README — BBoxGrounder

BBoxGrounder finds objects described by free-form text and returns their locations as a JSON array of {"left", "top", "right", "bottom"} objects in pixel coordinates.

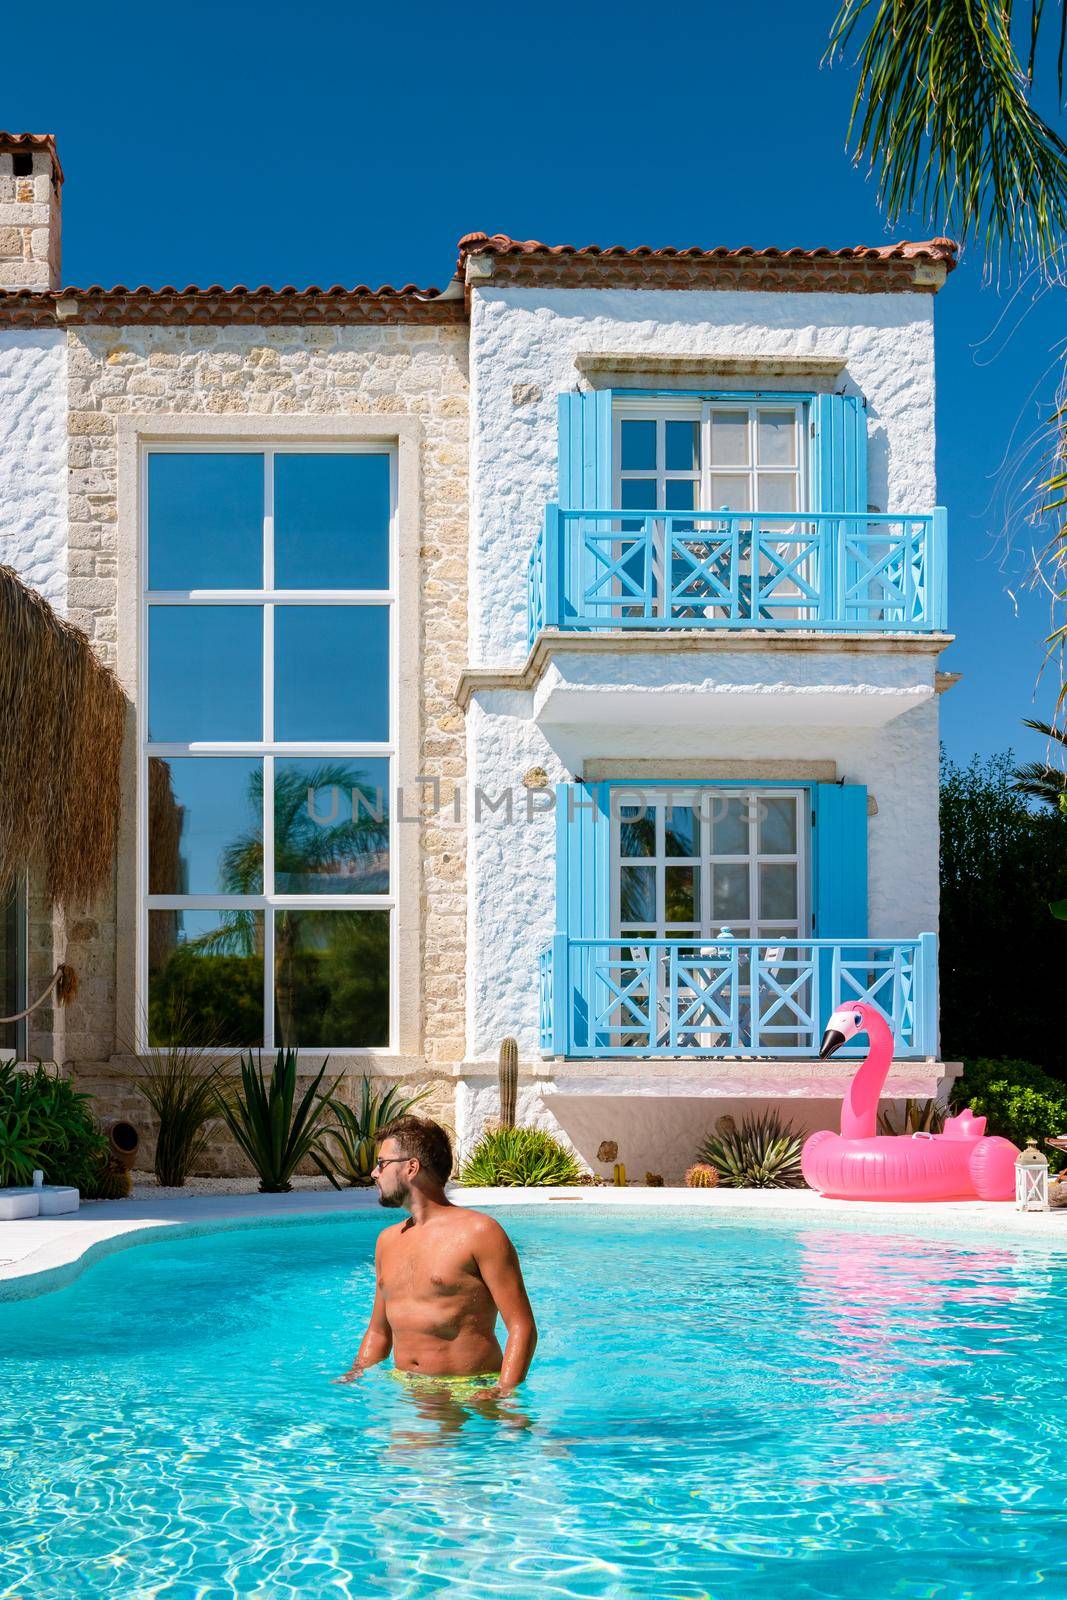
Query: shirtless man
[{"left": 336, "top": 1114, "right": 537, "bottom": 1398}]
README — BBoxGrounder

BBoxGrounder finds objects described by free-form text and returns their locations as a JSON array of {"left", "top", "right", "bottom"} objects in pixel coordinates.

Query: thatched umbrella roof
[{"left": 0, "top": 565, "right": 127, "bottom": 909}]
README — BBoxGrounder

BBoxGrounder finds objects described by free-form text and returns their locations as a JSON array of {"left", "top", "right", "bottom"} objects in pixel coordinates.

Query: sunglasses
[{"left": 372, "top": 1154, "right": 412, "bottom": 1172}]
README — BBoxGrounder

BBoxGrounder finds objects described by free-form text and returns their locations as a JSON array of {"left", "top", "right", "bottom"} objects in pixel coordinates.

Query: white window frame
[
  {"left": 138, "top": 440, "right": 400, "bottom": 1054},
  {"left": 611, "top": 786, "right": 809, "bottom": 941},
  {"left": 612, "top": 397, "right": 808, "bottom": 514}
]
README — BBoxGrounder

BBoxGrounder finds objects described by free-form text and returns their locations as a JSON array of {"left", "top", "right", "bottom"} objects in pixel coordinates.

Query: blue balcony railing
[
  {"left": 538, "top": 934, "right": 938, "bottom": 1060},
  {"left": 527, "top": 506, "right": 947, "bottom": 643}
]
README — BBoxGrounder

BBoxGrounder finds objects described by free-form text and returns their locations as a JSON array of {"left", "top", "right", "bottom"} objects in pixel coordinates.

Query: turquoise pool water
[{"left": 1, "top": 1208, "right": 1066, "bottom": 1599}]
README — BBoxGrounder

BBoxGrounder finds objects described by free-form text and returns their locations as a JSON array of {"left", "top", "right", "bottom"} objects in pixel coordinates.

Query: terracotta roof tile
[
  {"left": 455, "top": 232, "right": 958, "bottom": 293},
  {"left": 0, "top": 132, "right": 64, "bottom": 185},
  {"left": 0, "top": 283, "right": 464, "bottom": 328}
]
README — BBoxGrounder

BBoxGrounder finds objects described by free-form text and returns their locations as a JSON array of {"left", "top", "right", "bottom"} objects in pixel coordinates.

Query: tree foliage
[{"left": 940, "top": 749, "right": 1067, "bottom": 1071}]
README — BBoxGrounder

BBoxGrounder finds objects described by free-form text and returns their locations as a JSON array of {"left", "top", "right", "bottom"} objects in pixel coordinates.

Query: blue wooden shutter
[
  {"left": 810, "top": 393, "right": 868, "bottom": 515},
  {"left": 813, "top": 782, "right": 868, "bottom": 938},
  {"left": 557, "top": 391, "right": 613, "bottom": 509},
  {"left": 558, "top": 392, "right": 613, "bottom": 625},
  {"left": 555, "top": 780, "right": 612, "bottom": 937}
]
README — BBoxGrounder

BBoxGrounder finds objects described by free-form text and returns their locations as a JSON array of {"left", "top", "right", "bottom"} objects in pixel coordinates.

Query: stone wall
[
  {"left": 49, "top": 319, "right": 470, "bottom": 1151},
  {"left": 0, "top": 149, "right": 60, "bottom": 292}
]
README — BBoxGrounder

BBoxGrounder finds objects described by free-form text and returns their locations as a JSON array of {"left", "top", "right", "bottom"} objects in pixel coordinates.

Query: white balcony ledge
[
  {"left": 530, "top": 1057, "right": 960, "bottom": 1101},
  {"left": 455, "top": 627, "right": 954, "bottom": 712}
]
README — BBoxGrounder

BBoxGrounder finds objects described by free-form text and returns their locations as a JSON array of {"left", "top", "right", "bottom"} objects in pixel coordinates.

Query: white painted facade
[
  {"left": 460, "top": 278, "right": 949, "bottom": 1176},
  {"left": 0, "top": 330, "right": 67, "bottom": 611}
]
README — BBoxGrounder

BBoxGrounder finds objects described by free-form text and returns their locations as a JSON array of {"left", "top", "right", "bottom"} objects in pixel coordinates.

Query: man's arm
[
  {"left": 335, "top": 1235, "right": 392, "bottom": 1382},
  {"left": 473, "top": 1220, "right": 537, "bottom": 1396}
]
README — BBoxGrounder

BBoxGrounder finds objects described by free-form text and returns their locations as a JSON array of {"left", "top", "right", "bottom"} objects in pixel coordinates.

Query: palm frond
[{"left": 828, "top": 0, "right": 1067, "bottom": 272}]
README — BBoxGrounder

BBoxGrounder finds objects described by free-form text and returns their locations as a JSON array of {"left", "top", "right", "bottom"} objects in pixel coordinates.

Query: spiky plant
[
  {"left": 128, "top": 1006, "right": 237, "bottom": 1187},
  {"left": 697, "top": 1111, "right": 805, "bottom": 1189},
  {"left": 498, "top": 1036, "right": 518, "bottom": 1128},
  {"left": 321, "top": 1078, "right": 429, "bottom": 1186},
  {"left": 84, "top": 1153, "right": 132, "bottom": 1201},
  {"left": 459, "top": 1126, "right": 582, "bottom": 1187},
  {"left": 215, "top": 1047, "right": 341, "bottom": 1193},
  {"left": 877, "top": 1098, "right": 946, "bottom": 1137},
  {"left": 685, "top": 1162, "right": 719, "bottom": 1189}
]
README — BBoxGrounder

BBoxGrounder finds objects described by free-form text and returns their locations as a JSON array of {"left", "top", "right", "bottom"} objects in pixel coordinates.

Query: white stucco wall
[
  {"left": 466, "top": 691, "right": 940, "bottom": 1061},
  {"left": 0, "top": 330, "right": 68, "bottom": 611},
  {"left": 468, "top": 285, "right": 936, "bottom": 665}
]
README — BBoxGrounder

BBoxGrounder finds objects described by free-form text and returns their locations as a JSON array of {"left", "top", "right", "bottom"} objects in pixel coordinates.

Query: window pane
[
  {"left": 713, "top": 864, "right": 749, "bottom": 920},
  {"left": 148, "top": 606, "right": 262, "bottom": 742},
  {"left": 620, "top": 804, "right": 656, "bottom": 858},
  {"left": 275, "top": 606, "right": 389, "bottom": 742},
  {"left": 665, "top": 866, "right": 698, "bottom": 923},
  {"left": 620, "top": 865, "right": 656, "bottom": 923},
  {"left": 148, "top": 453, "right": 263, "bottom": 590},
  {"left": 664, "top": 805, "right": 699, "bottom": 857},
  {"left": 274, "top": 909, "right": 389, "bottom": 1048},
  {"left": 710, "top": 796, "right": 749, "bottom": 856},
  {"left": 757, "top": 412, "right": 796, "bottom": 467},
  {"left": 275, "top": 757, "right": 390, "bottom": 894},
  {"left": 665, "top": 420, "right": 700, "bottom": 472},
  {"left": 620, "top": 419, "right": 657, "bottom": 471},
  {"left": 664, "top": 478, "right": 697, "bottom": 511},
  {"left": 148, "top": 758, "right": 262, "bottom": 894},
  {"left": 760, "top": 863, "right": 798, "bottom": 920},
  {"left": 708, "top": 475, "right": 750, "bottom": 512},
  {"left": 756, "top": 474, "right": 796, "bottom": 514},
  {"left": 274, "top": 453, "right": 390, "bottom": 591},
  {"left": 620, "top": 477, "right": 657, "bottom": 510},
  {"left": 709, "top": 412, "right": 749, "bottom": 466},
  {"left": 759, "top": 796, "right": 798, "bottom": 856},
  {"left": 148, "top": 909, "right": 264, "bottom": 1046}
]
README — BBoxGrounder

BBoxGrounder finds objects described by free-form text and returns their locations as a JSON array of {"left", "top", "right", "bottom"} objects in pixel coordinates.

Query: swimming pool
[{"left": 1, "top": 1207, "right": 1065, "bottom": 1599}]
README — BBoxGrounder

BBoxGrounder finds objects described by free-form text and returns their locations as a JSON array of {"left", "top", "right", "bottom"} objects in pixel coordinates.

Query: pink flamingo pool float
[{"left": 802, "top": 1002, "right": 1019, "bottom": 1201}]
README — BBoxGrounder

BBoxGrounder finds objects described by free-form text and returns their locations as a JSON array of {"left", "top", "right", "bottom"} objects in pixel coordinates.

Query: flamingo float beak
[{"left": 819, "top": 1028, "right": 847, "bottom": 1060}]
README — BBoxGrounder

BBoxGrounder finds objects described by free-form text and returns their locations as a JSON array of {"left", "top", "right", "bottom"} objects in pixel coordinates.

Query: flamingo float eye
[{"left": 853, "top": 1014, "right": 861, "bottom": 1026}]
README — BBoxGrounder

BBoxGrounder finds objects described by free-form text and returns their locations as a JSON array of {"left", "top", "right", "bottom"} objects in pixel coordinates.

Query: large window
[
  {"left": 0, "top": 880, "right": 27, "bottom": 1058},
  {"left": 142, "top": 447, "right": 395, "bottom": 1050}
]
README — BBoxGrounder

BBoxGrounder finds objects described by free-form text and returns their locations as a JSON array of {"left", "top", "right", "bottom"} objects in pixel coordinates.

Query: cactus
[
  {"left": 498, "top": 1036, "right": 518, "bottom": 1128},
  {"left": 685, "top": 1162, "right": 719, "bottom": 1189},
  {"left": 86, "top": 1154, "right": 132, "bottom": 1201}
]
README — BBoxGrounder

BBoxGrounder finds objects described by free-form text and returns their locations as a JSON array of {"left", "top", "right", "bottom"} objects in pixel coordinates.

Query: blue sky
[{"left": 7, "top": 0, "right": 1064, "bottom": 768}]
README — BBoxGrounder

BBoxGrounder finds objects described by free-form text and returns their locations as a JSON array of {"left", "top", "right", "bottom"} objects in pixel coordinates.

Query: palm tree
[
  {"left": 829, "top": 1, "right": 1067, "bottom": 686},
  {"left": 1011, "top": 717, "right": 1067, "bottom": 804}
]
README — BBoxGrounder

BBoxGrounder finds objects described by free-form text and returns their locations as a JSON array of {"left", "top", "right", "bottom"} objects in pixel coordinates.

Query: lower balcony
[{"left": 538, "top": 934, "right": 938, "bottom": 1061}]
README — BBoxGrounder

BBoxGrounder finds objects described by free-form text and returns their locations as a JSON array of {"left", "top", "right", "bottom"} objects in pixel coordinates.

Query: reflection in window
[
  {"left": 148, "top": 758, "right": 263, "bottom": 895},
  {"left": 148, "top": 909, "right": 265, "bottom": 1047},
  {"left": 275, "top": 758, "right": 390, "bottom": 894},
  {"left": 148, "top": 606, "right": 262, "bottom": 742},
  {"left": 274, "top": 910, "right": 389, "bottom": 1048},
  {"left": 275, "top": 453, "right": 390, "bottom": 591},
  {"left": 148, "top": 453, "right": 264, "bottom": 591},
  {"left": 274, "top": 606, "right": 389, "bottom": 743}
]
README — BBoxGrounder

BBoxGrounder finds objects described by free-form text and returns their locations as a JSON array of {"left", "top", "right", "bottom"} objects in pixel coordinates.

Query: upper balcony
[{"left": 528, "top": 505, "right": 947, "bottom": 646}]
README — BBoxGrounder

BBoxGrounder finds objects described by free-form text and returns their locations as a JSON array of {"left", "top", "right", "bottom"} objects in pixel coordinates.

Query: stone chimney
[{"left": 0, "top": 133, "right": 62, "bottom": 291}]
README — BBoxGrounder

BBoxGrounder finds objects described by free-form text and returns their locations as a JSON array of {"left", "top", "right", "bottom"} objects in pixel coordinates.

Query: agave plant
[
  {"left": 877, "top": 1098, "right": 946, "bottom": 1137},
  {"left": 215, "top": 1047, "right": 341, "bottom": 1193},
  {"left": 321, "top": 1078, "right": 429, "bottom": 1186},
  {"left": 697, "top": 1111, "right": 805, "bottom": 1189},
  {"left": 459, "top": 1125, "right": 582, "bottom": 1188}
]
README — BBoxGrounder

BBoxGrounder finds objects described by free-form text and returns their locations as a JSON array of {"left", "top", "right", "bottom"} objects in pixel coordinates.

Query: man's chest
[{"left": 381, "top": 1236, "right": 481, "bottom": 1301}]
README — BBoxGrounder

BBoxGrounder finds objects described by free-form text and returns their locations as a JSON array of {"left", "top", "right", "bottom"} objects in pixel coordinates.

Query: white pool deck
[{"left": 2, "top": 1185, "right": 1066, "bottom": 1300}]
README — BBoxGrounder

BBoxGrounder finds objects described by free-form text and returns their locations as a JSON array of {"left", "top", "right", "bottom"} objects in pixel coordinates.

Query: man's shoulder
[
  {"left": 375, "top": 1220, "right": 408, "bottom": 1250},
  {"left": 447, "top": 1206, "right": 512, "bottom": 1248}
]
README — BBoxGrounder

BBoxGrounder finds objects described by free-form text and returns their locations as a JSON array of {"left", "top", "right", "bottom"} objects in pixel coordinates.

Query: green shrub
[
  {"left": 0, "top": 1061, "right": 107, "bottom": 1190},
  {"left": 697, "top": 1111, "right": 805, "bottom": 1189},
  {"left": 877, "top": 1098, "right": 946, "bottom": 1136},
  {"left": 951, "top": 1058, "right": 1067, "bottom": 1170},
  {"left": 459, "top": 1126, "right": 582, "bottom": 1187},
  {"left": 214, "top": 1047, "right": 341, "bottom": 1193},
  {"left": 322, "top": 1078, "right": 429, "bottom": 1186}
]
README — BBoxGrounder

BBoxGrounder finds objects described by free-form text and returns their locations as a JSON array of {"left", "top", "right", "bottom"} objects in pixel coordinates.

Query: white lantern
[{"left": 1015, "top": 1140, "right": 1050, "bottom": 1212}]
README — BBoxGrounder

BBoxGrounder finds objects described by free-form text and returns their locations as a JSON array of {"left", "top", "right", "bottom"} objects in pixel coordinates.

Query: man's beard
[{"left": 377, "top": 1183, "right": 408, "bottom": 1209}]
